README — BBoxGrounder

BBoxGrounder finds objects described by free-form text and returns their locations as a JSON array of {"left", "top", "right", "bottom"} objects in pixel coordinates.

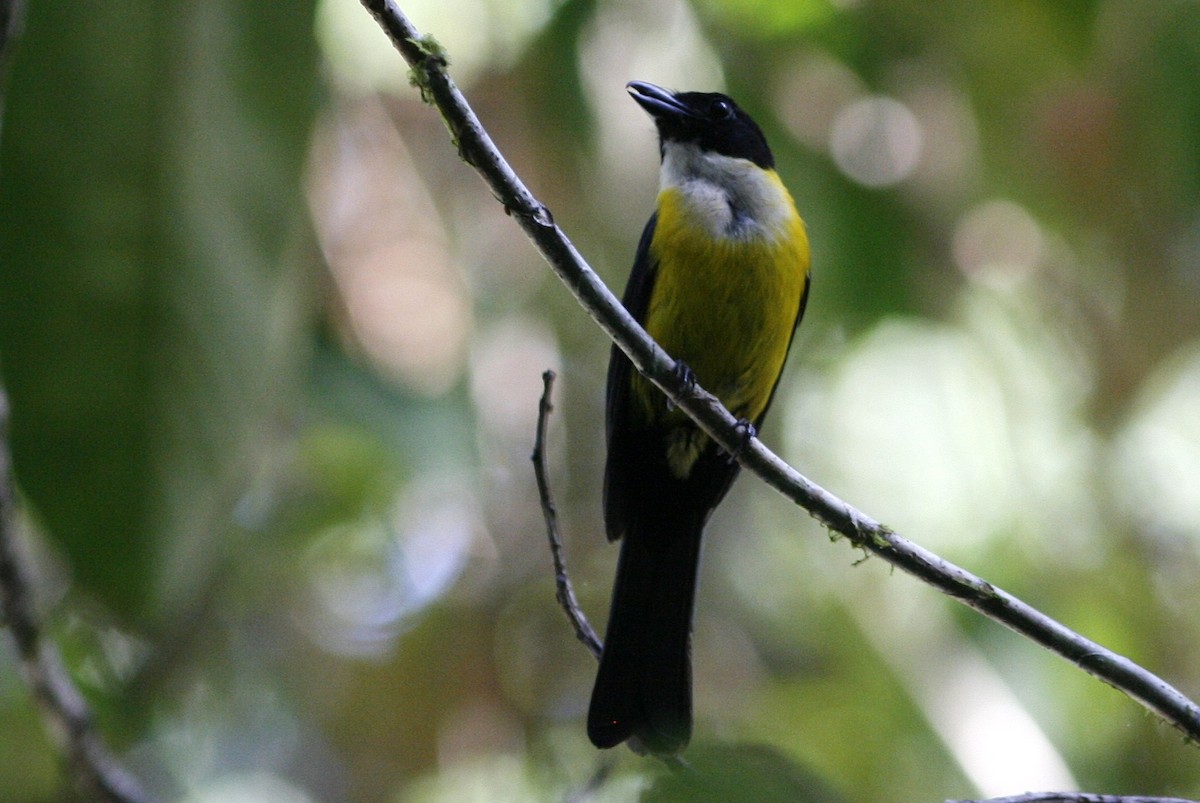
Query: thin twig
[
  {"left": 0, "top": 0, "right": 21, "bottom": 70},
  {"left": 0, "top": 394, "right": 155, "bottom": 802},
  {"left": 947, "top": 794, "right": 1199, "bottom": 803},
  {"left": 531, "top": 372, "right": 693, "bottom": 771},
  {"left": 0, "top": 9, "right": 152, "bottom": 798},
  {"left": 0, "top": 0, "right": 26, "bottom": 136},
  {"left": 357, "top": 0, "right": 1200, "bottom": 746},
  {"left": 531, "top": 370, "right": 602, "bottom": 659}
]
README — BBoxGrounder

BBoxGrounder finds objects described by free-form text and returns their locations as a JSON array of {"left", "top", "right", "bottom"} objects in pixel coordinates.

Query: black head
[{"left": 627, "top": 81, "right": 774, "bottom": 170}]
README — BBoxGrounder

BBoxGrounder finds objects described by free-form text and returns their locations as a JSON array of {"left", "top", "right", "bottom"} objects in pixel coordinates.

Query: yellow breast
[{"left": 632, "top": 168, "right": 809, "bottom": 474}]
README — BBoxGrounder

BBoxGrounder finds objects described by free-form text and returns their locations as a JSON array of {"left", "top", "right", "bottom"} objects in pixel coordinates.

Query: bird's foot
[
  {"left": 665, "top": 360, "right": 696, "bottom": 412},
  {"left": 725, "top": 419, "right": 757, "bottom": 463}
]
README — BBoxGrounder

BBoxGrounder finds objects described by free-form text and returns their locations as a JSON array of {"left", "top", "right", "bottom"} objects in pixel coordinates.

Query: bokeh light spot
[
  {"left": 830, "top": 96, "right": 923, "bottom": 187},
  {"left": 300, "top": 476, "right": 476, "bottom": 658},
  {"left": 953, "top": 199, "right": 1044, "bottom": 287},
  {"left": 1113, "top": 345, "right": 1200, "bottom": 543}
]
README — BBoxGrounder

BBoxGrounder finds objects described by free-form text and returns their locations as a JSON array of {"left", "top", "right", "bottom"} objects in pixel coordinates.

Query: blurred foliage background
[{"left": 1, "top": 0, "right": 1199, "bottom": 800}]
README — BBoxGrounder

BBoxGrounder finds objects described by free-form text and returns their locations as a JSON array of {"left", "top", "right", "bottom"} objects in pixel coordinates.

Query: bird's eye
[{"left": 711, "top": 99, "right": 734, "bottom": 119}]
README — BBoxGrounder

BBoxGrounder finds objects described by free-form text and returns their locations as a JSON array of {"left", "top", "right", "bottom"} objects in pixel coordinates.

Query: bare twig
[
  {"left": 0, "top": 0, "right": 25, "bottom": 136},
  {"left": 947, "top": 794, "right": 1199, "bottom": 803},
  {"left": 0, "top": 394, "right": 155, "bottom": 802},
  {"left": 532, "top": 372, "right": 692, "bottom": 770},
  {"left": 357, "top": 0, "right": 1200, "bottom": 746},
  {"left": 531, "top": 370, "right": 602, "bottom": 659},
  {"left": 0, "top": 0, "right": 21, "bottom": 69},
  {"left": 0, "top": 9, "right": 152, "bottom": 798}
]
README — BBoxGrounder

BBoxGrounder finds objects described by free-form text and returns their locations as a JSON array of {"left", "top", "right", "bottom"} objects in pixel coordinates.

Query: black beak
[{"left": 627, "top": 81, "right": 694, "bottom": 121}]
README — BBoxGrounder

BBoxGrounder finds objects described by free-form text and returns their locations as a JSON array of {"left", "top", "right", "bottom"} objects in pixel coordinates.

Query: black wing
[{"left": 602, "top": 212, "right": 659, "bottom": 542}]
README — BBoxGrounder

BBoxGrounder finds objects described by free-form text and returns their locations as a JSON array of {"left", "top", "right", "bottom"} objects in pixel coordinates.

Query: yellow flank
[{"left": 632, "top": 170, "right": 810, "bottom": 477}]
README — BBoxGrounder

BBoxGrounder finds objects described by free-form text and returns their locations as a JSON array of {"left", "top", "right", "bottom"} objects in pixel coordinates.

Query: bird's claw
[
  {"left": 725, "top": 419, "right": 757, "bottom": 463},
  {"left": 665, "top": 360, "right": 696, "bottom": 412}
]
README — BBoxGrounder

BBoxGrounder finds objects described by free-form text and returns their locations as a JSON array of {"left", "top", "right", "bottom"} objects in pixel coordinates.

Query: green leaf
[
  {"left": 645, "top": 742, "right": 842, "bottom": 803},
  {"left": 0, "top": 0, "right": 319, "bottom": 620}
]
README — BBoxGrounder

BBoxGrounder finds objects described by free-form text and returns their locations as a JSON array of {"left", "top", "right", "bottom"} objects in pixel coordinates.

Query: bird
[{"left": 587, "top": 81, "right": 811, "bottom": 755}]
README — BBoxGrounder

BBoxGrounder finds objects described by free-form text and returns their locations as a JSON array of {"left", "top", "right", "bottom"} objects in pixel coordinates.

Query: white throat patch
[{"left": 659, "top": 142, "right": 792, "bottom": 241}]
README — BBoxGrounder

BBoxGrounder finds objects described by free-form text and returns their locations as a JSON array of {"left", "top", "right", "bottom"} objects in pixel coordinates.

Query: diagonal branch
[
  {"left": 0, "top": 390, "right": 155, "bottom": 802},
  {"left": 0, "top": 5, "right": 153, "bottom": 799},
  {"left": 0, "top": 0, "right": 25, "bottom": 136},
  {"left": 357, "top": 0, "right": 1200, "bottom": 746},
  {"left": 948, "top": 794, "right": 1200, "bottom": 803}
]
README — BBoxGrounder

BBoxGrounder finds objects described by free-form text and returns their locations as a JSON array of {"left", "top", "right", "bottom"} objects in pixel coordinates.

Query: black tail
[{"left": 587, "top": 513, "right": 703, "bottom": 754}]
